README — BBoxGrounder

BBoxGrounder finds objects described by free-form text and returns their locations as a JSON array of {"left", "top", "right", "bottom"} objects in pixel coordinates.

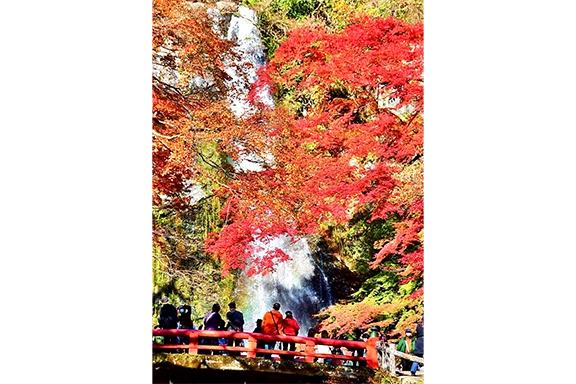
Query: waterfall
[
  {"left": 235, "top": 235, "right": 334, "bottom": 334},
  {"left": 225, "top": 6, "right": 274, "bottom": 118},
  {"left": 153, "top": 3, "right": 337, "bottom": 333},
  {"left": 210, "top": 5, "right": 334, "bottom": 333}
]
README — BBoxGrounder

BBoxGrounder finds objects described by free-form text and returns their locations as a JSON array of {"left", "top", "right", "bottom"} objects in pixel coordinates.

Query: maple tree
[
  {"left": 204, "top": 15, "right": 424, "bottom": 336},
  {"left": 152, "top": 0, "right": 424, "bottom": 337},
  {"left": 152, "top": 0, "right": 269, "bottom": 311},
  {"left": 151, "top": 0, "right": 317, "bottom": 315},
  {"left": 153, "top": 0, "right": 271, "bottom": 210}
]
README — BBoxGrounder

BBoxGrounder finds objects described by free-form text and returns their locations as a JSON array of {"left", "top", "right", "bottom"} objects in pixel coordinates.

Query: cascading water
[
  {"left": 220, "top": 6, "right": 334, "bottom": 332},
  {"left": 224, "top": 6, "right": 274, "bottom": 118},
  {"left": 235, "top": 235, "right": 334, "bottom": 334},
  {"left": 154, "top": 4, "right": 338, "bottom": 329}
]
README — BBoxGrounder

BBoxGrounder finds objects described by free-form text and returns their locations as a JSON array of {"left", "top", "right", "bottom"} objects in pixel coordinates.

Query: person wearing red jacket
[
  {"left": 280, "top": 311, "right": 300, "bottom": 360},
  {"left": 261, "top": 302, "right": 284, "bottom": 359}
]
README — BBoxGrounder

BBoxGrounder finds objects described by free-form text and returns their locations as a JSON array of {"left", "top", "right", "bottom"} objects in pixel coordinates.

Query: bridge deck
[
  {"left": 152, "top": 329, "right": 424, "bottom": 383},
  {"left": 153, "top": 353, "right": 379, "bottom": 384}
]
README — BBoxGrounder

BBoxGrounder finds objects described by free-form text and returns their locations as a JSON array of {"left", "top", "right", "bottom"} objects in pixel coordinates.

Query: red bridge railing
[{"left": 152, "top": 329, "right": 379, "bottom": 368}]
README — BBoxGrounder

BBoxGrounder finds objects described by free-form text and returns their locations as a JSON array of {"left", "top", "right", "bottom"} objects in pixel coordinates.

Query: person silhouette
[
  {"left": 261, "top": 302, "right": 283, "bottom": 359},
  {"left": 201, "top": 303, "right": 225, "bottom": 355},
  {"left": 225, "top": 301, "right": 245, "bottom": 356},
  {"left": 410, "top": 322, "right": 424, "bottom": 376},
  {"left": 158, "top": 296, "right": 178, "bottom": 329},
  {"left": 397, "top": 328, "right": 416, "bottom": 372},
  {"left": 253, "top": 319, "right": 263, "bottom": 333},
  {"left": 350, "top": 327, "right": 366, "bottom": 366},
  {"left": 253, "top": 319, "right": 265, "bottom": 357},
  {"left": 280, "top": 311, "right": 300, "bottom": 360},
  {"left": 157, "top": 296, "right": 178, "bottom": 348},
  {"left": 315, "top": 330, "right": 333, "bottom": 364},
  {"left": 177, "top": 304, "right": 194, "bottom": 330},
  {"left": 176, "top": 303, "right": 194, "bottom": 347}
]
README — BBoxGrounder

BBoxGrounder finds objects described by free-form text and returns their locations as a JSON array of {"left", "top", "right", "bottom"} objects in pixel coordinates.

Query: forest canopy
[{"left": 153, "top": 0, "right": 423, "bottom": 338}]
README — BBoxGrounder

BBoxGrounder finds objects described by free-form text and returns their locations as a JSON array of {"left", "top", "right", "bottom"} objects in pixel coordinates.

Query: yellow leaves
[
  {"left": 373, "top": 238, "right": 386, "bottom": 249},
  {"left": 388, "top": 157, "right": 423, "bottom": 207}
]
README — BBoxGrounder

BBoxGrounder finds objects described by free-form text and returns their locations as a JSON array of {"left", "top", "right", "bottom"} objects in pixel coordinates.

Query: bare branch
[{"left": 153, "top": 128, "right": 182, "bottom": 140}]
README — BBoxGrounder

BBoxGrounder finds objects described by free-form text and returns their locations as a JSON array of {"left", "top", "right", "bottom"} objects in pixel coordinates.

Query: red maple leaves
[
  {"left": 206, "top": 16, "right": 424, "bottom": 298},
  {"left": 152, "top": 1, "right": 424, "bottom": 320}
]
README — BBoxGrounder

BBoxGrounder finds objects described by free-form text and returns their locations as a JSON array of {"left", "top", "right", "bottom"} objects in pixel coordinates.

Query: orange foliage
[
  {"left": 152, "top": 2, "right": 424, "bottom": 335},
  {"left": 316, "top": 296, "right": 423, "bottom": 339},
  {"left": 207, "top": 16, "right": 424, "bottom": 294},
  {"left": 152, "top": 0, "right": 269, "bottom": 215},
  {"left": 216, "top": 16, "right": 424, "bottom": 336}
]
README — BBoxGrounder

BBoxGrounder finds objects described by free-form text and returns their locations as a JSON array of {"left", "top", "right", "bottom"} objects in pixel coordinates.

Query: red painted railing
[{"left": 152, "top": 329, "right": 379, "bottom": 369}]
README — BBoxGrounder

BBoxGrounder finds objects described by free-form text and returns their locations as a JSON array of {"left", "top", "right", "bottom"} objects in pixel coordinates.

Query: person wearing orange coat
[
  {"left": 261, "top": 302, "right": 284, "bottom": 359},
  {"left": 280, "top": 311, "right": 300, "bottom": 360}
]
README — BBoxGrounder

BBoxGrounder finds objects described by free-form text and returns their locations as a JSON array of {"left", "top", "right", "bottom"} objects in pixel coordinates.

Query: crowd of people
[
  {"left": 154, "top": 296, "right": 423, "bottom": 373},
  {"left": 396, "top": 323, "right": 424, "bottom": 376}
]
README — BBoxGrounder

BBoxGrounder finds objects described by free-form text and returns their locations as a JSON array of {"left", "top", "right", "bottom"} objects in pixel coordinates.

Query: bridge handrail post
[
  {"left": 365, "top": 337, "right": 379, "bottom": 369},
  {"left": 304, "top": 338, "right": 316, "bottom": 363},
  {"left": 188, "top": 331, "right": 198, "bottom": 355},
  {"left": 247, "top": 334, "right": 257, "bottom": 358},
  {"left": 388, "top": 343, "right": 396, "bottom": 376}
]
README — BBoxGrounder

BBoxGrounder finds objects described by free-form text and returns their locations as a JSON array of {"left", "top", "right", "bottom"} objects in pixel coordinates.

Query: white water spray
[
  {"left": 212, "top": 6, "right": 335, "bottom": 332},
  {"left": 237, "top": 235, "right": 334, "bottom": 333},
  {"left": 225, "top": 6, "right": 274, "bottom": 118}
]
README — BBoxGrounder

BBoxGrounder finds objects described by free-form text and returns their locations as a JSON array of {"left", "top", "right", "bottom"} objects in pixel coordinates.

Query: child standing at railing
[{"left": 253, "top": 319, "right": 266, "bottom": 357}]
